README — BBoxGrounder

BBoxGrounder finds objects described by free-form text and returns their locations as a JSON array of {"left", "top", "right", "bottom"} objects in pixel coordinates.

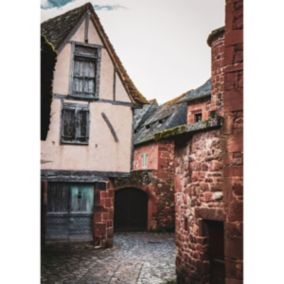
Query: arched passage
[{"left": 114, "top": 188, "right": 148, "bottom": 231}]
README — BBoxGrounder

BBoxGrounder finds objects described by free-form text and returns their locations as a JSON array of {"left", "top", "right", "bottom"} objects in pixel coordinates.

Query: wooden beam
[
  {"left": 101, "top": 112, "right": 119, "bottom": 142},
  {"left": 84, "top": 12, "right": 90, "bottom": 43}
]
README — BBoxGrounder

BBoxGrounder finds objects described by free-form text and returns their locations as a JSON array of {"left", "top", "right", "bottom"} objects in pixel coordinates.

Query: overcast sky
[{"left": 41, "top": 0, "right": 225, "bottom": 104}]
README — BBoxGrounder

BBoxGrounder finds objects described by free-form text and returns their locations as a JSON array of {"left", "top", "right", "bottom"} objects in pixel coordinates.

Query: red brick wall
[
  {"left": 187, "top": 99, "right": 211, "bottom": 124},
  {"left": 175, "top": 129, "right": 224, "bottom": 283},
  {"left": 133, "top": 143, "right": 159, "bottom": 170},
  {"left": 223, "top": 0, "right": 243, "bottom": 282}
]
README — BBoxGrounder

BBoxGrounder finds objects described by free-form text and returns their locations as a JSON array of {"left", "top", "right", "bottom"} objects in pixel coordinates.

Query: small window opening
[
  {"left": 194, "top": 113, "right": 202, "bottom": 122},
  {"left": 141, "top": 153, "right": 148, "bottom": 169},
  {"left": 210, "top": 111, "right": 217, "bottom": 118}
]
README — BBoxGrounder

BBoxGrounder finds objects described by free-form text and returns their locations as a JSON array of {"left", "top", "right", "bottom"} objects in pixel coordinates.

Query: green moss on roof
[{"left": 154, "top": 125, "right": 188, "bottom": 141}]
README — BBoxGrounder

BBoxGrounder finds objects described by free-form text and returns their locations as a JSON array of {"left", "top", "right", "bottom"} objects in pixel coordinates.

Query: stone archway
[{"left": 114, "top": 186, "right": 157, "bottom": 231}]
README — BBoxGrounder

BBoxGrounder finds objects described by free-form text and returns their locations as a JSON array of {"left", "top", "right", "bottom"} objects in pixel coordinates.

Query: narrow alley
[{"left": 41, "top": 232, "right": 176, "bottom": 284}]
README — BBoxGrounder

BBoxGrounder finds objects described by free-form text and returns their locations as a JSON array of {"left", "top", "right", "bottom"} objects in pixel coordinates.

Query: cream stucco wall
[
  {"left": 41, "top": 101, "right": 132, "bottom": 172},
  {"left": 115, "top": 72, "right": 131, "bottom": 103},
  {"left": 42, "top": 15, "right": 133, "bottom": 173}
]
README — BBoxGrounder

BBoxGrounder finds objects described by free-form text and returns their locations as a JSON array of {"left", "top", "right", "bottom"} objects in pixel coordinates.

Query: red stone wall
[
  {"left": 115, "top": 140, "right": 176, "bottom": 231},
  {"left": 210, "top": 29, "right": 225, "bottom": 116},
  {"left": 133, "top": 143, "right": 159, "bottom": 170},
  {"left": 175, "top": 129, "right": 224, "bottom": 283},
  {"left": 187, "top": 99, "right": 211, "bottom": 124},
  {"left": 93, "top": 181, "right": 114, "bottom": 248},
  {"left": 223, "top": 0, "right": 243, "bottom": 282}
]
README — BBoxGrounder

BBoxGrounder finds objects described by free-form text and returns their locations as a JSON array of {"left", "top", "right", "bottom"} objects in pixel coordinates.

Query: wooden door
[
  {"left": 114, "top": 188, "right": 148, "bottom": 231},
  {"left": 46, "top": 183, "right": 94, "bottom": 241},
  {"left": 206, "top": 220, "right": 225, "bottom": 284}
]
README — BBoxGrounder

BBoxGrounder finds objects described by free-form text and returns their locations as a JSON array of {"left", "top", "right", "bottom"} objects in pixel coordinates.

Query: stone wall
[
  {"left": 115, "top": 140, "right": 176, "bottom": 231},
  {"left": 133, "top": 143, "right": 159, "bottom": 170},
  {"left": 175, "top": 129, "right": 224, "bottom": 283},
  {"left": 174, "top": 0, "right": 243, "bottom": 283},
  {"left": 223, "top": 0, "right": 243, "bottom": 282},
  {"left": 209, "top": 28, "right": 225, "bottom": 116},
  {"left": 93, "top": 181, "right": 114, "bottom": 247}
]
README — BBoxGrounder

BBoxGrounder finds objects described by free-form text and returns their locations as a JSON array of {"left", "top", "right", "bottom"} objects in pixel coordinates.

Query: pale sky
[{"left": 41, "top": 0, "right": 225, "bottom": 104}]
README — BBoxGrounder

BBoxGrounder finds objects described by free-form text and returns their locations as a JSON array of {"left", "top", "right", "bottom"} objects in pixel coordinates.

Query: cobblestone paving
[{"left": 41, "top": 232, "right": 176, "bottom": 284}]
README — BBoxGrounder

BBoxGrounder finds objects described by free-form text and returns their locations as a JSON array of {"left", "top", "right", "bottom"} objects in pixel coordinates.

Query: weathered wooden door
[
  {"left": 114, "top": 188, "right": 148, "bottom": 231},
  {"left": 46, "top": 183, "right": 94, "bottom": 241},
  {"left": 206, "top": 221, "right": 225, "bottom": 284}
]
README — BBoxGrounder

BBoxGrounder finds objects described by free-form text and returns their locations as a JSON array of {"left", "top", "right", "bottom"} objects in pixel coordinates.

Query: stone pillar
[
  {"left": 223, "top": 0, "right": 243, "bottom": 283},
  {"left": 93, "top": 180, "right": 114, "bottom": 248}
]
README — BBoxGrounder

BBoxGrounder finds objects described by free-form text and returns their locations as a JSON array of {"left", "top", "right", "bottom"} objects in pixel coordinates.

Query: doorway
[
  {"left": 205, "top": 220, "right": 225, "bottom": 284},
  {"left": 46, "top": 183, "right": 94, "bottom": 241},
  {"left": 114, "top": 188, "right": 148, "bottom": 231}
]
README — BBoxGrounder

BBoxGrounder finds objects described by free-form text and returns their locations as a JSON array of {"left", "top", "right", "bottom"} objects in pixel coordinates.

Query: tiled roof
[
  {"left": 41, "top": 3, "right": 148, "bottom": 105},
  {"left": 178, "top": 79, "right": 211, "bottom": 103},
  {"left": 134, "top": 96, "right": 188, "bottom": 146}
]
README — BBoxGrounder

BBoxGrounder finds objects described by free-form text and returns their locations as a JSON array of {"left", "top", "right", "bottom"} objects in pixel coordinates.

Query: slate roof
[
  {"left": 41, "top": 3, "right": 148, "bottom": 106},
  {"left": 178, "top": 79, "right": 211, "bottom": 103},
  {"left": 134, "top": 96, "right": 188, "bottom": 146}
]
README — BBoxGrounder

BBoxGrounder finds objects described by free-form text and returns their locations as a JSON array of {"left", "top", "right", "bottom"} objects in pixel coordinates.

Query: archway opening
[{"left": 114, "top": 188, "right": 148, "bottom": 231}]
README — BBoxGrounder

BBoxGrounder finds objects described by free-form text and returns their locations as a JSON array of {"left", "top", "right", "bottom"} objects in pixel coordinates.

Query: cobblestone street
[{"left": 41, "top": 232, "right": 176, "bottom": 284}]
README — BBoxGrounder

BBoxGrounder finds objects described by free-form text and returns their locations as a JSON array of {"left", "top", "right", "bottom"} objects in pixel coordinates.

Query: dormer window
[
  {"left": 70, "top": 44, "right": 101, "bottom": 99},
  {"left": 194, "top": 113, "right": 202, "bottom": 122}
]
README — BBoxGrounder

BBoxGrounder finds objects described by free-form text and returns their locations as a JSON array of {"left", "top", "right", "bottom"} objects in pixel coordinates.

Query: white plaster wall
[
  {"left": 42, "top": 16, "right": 134, "bottom": 173},
  {"left": 70, "top": 19, "right": 85, "bottom": 43},
  {"left": 115, "top": 73, "right": 131, "bottom": 103},
  {"left": 52, "top": 44, "right": 71, "bottom": 95},
  {"left": 99, "top": 48, "right": 114, "bottom": 100},
  {"left": 41, "top": 100, "right": 132, "bottom": 172},
  {"left": 87, "top": 18, "right": 103, "bottom": 45}
]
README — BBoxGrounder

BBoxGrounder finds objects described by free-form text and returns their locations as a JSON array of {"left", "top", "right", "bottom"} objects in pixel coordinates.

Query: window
[
  {"left": 141, "top": 153, "right": 148, "bottom": 169},
  {"left": 47, "top": 183, "right": 94, "bottom": 213},
  {"left": 71, "top": 44, "right": 100, "bottom": 99},
  {"left": 61, "top": 104, "right": 89, "bottom": 144},
  {"left": 194, "top": 112, "right": 202, "bottom": 122}
]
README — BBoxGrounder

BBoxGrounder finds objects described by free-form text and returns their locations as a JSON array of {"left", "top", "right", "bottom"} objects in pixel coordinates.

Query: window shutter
[
  {"left": 62, "top": 108, "right": 75, "bottom": 141},
  {"left": 77, "top": 109, "right": 89, "bottom": 142}
]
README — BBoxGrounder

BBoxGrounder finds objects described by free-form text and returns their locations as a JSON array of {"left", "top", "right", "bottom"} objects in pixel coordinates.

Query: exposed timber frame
[{"left": 101, "top": 112, "right": 119, "bottom": 142}]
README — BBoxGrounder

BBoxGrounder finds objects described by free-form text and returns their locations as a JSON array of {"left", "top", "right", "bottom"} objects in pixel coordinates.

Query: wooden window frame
[
  {"left": 60, "top": 103, "right": 90, "bottom": 145},
  {"left": 68, "top": 42, "right": 101, "bottom": 100},
  {"left": 141, "top": 153, "right": 148, "bottom": 169}
]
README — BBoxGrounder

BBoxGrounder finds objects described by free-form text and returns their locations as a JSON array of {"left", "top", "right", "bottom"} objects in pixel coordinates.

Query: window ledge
[
  {"left": 66, "top": 95, "right": 99, "bottom": 101},
  {"left": 61, "top": 141, "right": 89, "bottom": 146}
]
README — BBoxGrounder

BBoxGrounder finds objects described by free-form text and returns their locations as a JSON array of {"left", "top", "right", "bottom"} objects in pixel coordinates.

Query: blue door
[{"left": 46, "top": 183, "right": 94, "bottom": 241}]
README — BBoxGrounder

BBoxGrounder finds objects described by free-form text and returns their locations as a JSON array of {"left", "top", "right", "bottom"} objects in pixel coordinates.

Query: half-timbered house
[{"left": 41, "top": 3, "right": 147, "bottom": 246}]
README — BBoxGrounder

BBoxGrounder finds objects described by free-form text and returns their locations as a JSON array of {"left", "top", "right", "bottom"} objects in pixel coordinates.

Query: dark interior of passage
[
  {"left": 114, "top": 188, "right": 148, "bottom": 231},
  {"left": 206, "top": 220, "right": 225, "bottom": 284}
]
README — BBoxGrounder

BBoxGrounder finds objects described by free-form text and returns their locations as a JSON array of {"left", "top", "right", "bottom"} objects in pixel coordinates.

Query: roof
[
  {"left": 41, "top": 3, "right": 148, "bottom": 106},
  {"left": 134, "top": 96, "right": 188, "bottom": 146},
  {"left": 178, "top": 79, "right": 211, "bottom": 104}
]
